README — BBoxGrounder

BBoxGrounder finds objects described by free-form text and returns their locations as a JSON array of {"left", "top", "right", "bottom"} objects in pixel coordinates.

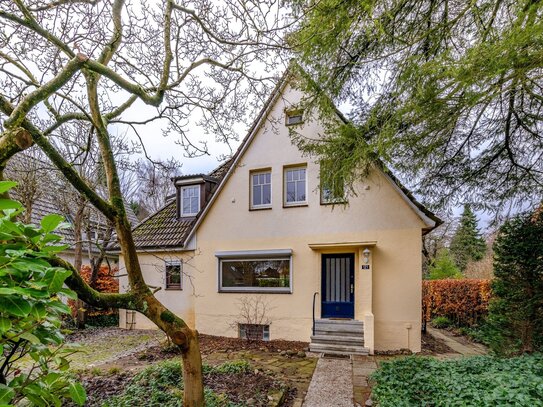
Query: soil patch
[{"left": 420, "top": 331, "right": 457, "bottom": 355}]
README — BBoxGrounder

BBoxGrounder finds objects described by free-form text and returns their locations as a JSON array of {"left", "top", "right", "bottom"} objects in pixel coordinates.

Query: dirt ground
[{"left": 70, "top": 328, "right": 316, "bottom": 406}]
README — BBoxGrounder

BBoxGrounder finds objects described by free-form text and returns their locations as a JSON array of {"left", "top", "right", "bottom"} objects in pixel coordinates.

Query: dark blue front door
[{"left": 321, "top": 253, "right": 355, "bottom": 318}]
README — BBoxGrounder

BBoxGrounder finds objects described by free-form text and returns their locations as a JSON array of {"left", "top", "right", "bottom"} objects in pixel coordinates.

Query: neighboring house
[
  {"left": 116, "top": 70, "right": 441, "bottom": 354},
  {"left": 6, "top": 153, "right": 138, "bottom": 268}
]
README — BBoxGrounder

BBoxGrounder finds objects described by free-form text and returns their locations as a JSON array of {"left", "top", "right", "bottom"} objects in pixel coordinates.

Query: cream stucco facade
[{"left": 119, "top": 81, "right": 437, "bottom": 353}]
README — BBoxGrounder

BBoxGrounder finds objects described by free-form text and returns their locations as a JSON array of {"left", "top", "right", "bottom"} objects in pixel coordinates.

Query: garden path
[
  {"left": 427, "top": 328, "right": 487, "bottom": 358},
  {"left": 303, "top": 357, "right": 355, "bottom": 407}
]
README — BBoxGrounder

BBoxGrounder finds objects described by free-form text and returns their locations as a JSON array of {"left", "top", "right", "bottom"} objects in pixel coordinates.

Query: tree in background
[
  {"left": 487, "top": 208, "right": 543, "bottom": 354},
  {"left": 288, "top": 0, "right": 543, "bottom": 213},
  {"left": 450, "top": 205, "right": 486, "bottom": 272},
  {"left": 427, "top": 249, "right": 462, "bottom": 280}
]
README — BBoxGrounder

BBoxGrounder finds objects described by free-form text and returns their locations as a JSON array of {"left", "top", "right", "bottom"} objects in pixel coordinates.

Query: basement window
[{"left": 239, "top": 324, "right": 270, "bottom": 341}]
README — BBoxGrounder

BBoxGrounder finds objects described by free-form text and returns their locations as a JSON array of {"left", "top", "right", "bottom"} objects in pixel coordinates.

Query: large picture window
[
  {"left": 180, "top": 185, "right": 200, "bottom": 217},
  {"left": 251, "top": 170, "right": 271, "bottom": 209},
  {"left": 284, "top": 166, "right": 307, "bottom": 206},
  {"left": 219, "top": 256, "right": 291, "bottom": 293}
]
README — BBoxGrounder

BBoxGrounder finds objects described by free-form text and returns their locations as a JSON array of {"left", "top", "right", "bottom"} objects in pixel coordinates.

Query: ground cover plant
[
  {"left": 102, "top": 359, "right": 286, "bottom": 407},
  {"left": 371, "top": 354, "right": 543, "bottom": 406}
]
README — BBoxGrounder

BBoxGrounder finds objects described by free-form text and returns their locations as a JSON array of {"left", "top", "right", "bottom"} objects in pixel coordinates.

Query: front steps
[{"left": 310, "top": 319, "right": 369, "bottom": 356}]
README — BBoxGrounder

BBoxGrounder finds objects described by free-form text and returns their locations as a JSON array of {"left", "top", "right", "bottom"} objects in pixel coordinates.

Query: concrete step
[
  {"left": 309, "top": 343, "right": 369, "bottom": 356},
  {"left": 314, "top": 324, "right": 364, "bottom": 335},
  {"left": 310, "top": 334, "right": 364, "bottom": 347}
]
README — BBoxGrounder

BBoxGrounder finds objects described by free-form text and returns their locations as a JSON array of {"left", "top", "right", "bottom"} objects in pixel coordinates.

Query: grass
[{"left": 371, "top": 353, "right": 543, "bottom": 406}]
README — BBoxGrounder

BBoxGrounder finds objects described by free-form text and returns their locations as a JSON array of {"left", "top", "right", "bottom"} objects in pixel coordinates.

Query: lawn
[{"left": 371, "top": 353, "right": 543, "bottom": 406}]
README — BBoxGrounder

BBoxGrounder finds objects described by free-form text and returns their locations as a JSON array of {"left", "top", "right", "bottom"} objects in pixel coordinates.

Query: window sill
[
  {"left": 320, "top": 200, "right": 348, "bottom": 206},
  {"left": 219, "top": 289, "right": 292, "bottom": 294},
  {"left": 249, "top": 206, "right": 272, "bottom": 211},
  {"left": 165, "top": 287, "right": 182, "bottom": 291},
  {"left": 283, "top": 203, "right": 308, "bottom": 208}
]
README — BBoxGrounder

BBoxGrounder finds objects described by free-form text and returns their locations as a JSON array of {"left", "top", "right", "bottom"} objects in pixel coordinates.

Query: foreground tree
[
  {"left": 0, "top": 1, "right": 289, "bottom": 404},
  {"left": 450, "top": 205, "right": 486, "bottom": 272},
  {"left": 288, "top": 0, "right": 543, "bottom": 211},
  {"left": 488, "top": 207, "right": 543, "bottom": 354}
]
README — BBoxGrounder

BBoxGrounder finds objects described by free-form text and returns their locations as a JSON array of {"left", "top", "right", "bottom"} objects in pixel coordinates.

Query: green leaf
[
  {"left": 0, "top": 317, "right": 12, "bottom": 333},
  {"left": 20, "top": 331, "right": 40, "bottom": 344},
  {"left": 45, "top": 268, "right": 72, "bottom": 292},
  {"left": 0, "top": 296, "right": 32, "bottom": 317},
  {"left": 0, "top": 384, "right": 15, "bottom": 405},
  {"left": 0, "top": 181, "right": 17, "bottom": 194},
  {"left": 68, "top": 382, "right": 86, "bottom": 406},
  {"left": 0, "top": 199, "right": 22, "bottom": 210},
  {"left": 40, "top": 214, "right": 64, "bottom": 233}
]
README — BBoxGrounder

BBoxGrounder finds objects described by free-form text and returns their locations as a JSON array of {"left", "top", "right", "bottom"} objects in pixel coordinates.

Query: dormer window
[
  {"left": 180, "top": 185, "right": 200, "bottom": 217},
  {"left": 285, "top": 109, "right": 304, "bottom": 126}
]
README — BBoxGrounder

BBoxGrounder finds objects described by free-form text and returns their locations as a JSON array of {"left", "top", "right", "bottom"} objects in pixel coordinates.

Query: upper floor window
[
  {"left": 320, "top": 176, "right": 346, "bottom": 205},
  {"left": 165, "top": 260, "right": 182, "bottom": 290},
  {"left": 180, "top": 185, "right": 200, "bottom": 217},
  {"left": 251, "top": 170, "right": 272, "bottom": 209},
  {"left": 285, "top": 110, "right": 304, "bottom": 126},
  {"left": 284, "top": 166, "right": 307, "bottom": 206}
]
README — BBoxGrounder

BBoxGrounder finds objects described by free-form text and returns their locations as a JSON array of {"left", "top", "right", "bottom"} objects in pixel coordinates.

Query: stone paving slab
[
  {"left": 303, "top": 357, "right": 354, "bottom": 407},
  {"left": 352, "top": 356, "right": 377, "bottom": 407}
]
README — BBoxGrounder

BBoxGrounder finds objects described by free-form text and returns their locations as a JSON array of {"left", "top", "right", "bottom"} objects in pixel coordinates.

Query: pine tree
[
  {"left": 450, "top": 205, "right": 486, "bottom": 272},
  {"left": 487, "top": 208, "right": 543, "bottom": 354}
]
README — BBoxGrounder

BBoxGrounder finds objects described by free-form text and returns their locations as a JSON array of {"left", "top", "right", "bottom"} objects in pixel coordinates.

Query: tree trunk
[{"left": 180, "top": 330, "right": 205, "bottom": 407}]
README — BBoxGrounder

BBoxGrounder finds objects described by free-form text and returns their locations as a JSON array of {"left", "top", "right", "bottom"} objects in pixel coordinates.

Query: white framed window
[
  {"left": 284, "top": 166, "right": 307, "bottom": 206},
  {"left": 251, "top": 170, "right": 272, "bottom": 209},
  {"left": 180, "top": 185, "right": 200, "bottom": 217},
  {"left": 285, "top": 110, "right": 304, "bottom": 126},
  {"left": 165, "top": 260, "right": 182, "bottom": 290},
  {"left": 217, "top": 250, "right": 292, "bottom": 293}
]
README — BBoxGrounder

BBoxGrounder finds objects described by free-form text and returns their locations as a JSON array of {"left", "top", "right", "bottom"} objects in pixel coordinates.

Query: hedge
[
  {"left": 69, "top": 265, "right": 119, "bottom": 318},
  {"left": 422, "top": 279, "right": 491, "bottom": 327}
]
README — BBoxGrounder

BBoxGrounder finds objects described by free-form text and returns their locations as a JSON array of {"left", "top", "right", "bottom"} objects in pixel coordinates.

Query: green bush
[
  {"left": 0, "top": 182, "right": 85, "bottom": 406},
  {"left": 431, "top": 316, "right": 452, "bottom": 329},
  {"left": 104, "top": 360, "right": 246, "bottom": 406},
  {"left": 427, "top": 249, "right": 463, "bottom": 280},
  {"left": 371, "top": 354, "right": 543, "bottom": 406}
]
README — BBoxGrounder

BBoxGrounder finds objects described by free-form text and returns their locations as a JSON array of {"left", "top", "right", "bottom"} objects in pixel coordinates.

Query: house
[{"left": 117, "top": 70, "right": 441, "bottom": 354}]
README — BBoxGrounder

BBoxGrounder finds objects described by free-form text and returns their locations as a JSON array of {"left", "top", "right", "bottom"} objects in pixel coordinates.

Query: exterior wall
[
  {"left": 190, "top": 84, "right": 425, "bottom": 352},
  {"left": 123, "top": 84, "right": 427, "bottom": 352},
  {"left": 118, "top": 251, "right": 196, "bottom": 330}
]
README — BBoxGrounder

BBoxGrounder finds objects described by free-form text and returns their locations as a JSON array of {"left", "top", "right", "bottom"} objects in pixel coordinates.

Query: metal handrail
[{"left": 312, "top": 291, "right": 319, "bottom": 336}]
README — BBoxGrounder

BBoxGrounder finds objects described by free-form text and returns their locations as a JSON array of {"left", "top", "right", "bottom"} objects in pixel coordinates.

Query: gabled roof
[
  {"left": 116, "top": 158, "right": 234, "bottom": 251},
  {"left": 128, "top": 67, "right": 441, "bottom": 251}
]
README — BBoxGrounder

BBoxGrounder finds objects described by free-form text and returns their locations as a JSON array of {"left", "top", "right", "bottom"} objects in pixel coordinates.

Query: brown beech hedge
[{"left": 422, "top": 279, "right": 492, "bottom": 327}]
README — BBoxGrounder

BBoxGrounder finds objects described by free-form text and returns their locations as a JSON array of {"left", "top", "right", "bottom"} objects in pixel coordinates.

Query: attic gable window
[
  {"left": 285, "top": 110, "right": 304, "bottom": 126},
  {"left": 180, "top": 185, "right": 200, "bottom": 217}
]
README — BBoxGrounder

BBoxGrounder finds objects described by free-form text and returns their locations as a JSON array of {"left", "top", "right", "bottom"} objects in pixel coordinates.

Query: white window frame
[
  {"left": 284, "top": 165, "right": 308, "bottom": 206},
  {"left": 216, "top": 249, "right": 293, "bottom": 293},
  {"left": 165, "top": 260, "right": 182, "bottom": 290},
  {"left": 250, "top": 170, "right": 272, "bottom": 209},
  {"left": 180, "top": 185, "right": 200, "bottom": 217}
]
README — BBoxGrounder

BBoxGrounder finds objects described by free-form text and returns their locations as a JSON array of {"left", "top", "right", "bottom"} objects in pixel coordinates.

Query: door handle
[{"left": 350, "top": 284, "right": 354, "bottom": 294}]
